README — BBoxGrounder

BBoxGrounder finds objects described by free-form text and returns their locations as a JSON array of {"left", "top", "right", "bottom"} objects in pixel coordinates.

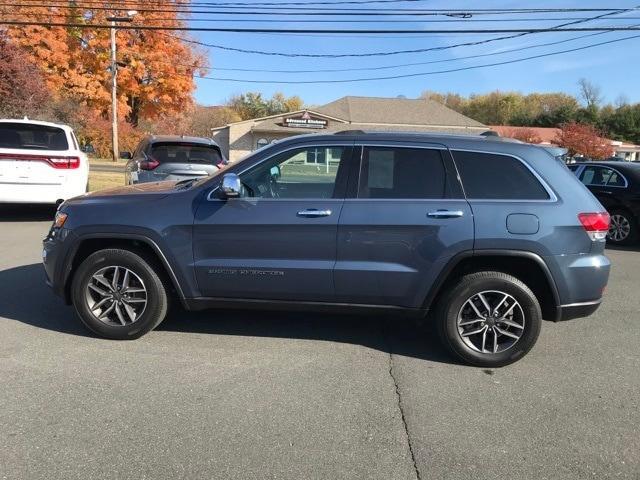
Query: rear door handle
[
  {"left": 297, "top": 209, "right": 332, "bottom": 218},
  {"left": 427, "top": 210, "right": 464, "bottom": 219}
]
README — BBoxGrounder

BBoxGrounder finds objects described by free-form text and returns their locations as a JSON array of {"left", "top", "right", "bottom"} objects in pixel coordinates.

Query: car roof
[
  {"left": 268, "top": 130, "right": 555, "bottom": 157},
  {"left": 147, "top": 135, "right": 220, "bottom": 146},
  {"left": 572, "top": 161, "right": 640, "bottom": 169},
  {"left": 0, "top": 118, "right": 73, "bottom": 131}
]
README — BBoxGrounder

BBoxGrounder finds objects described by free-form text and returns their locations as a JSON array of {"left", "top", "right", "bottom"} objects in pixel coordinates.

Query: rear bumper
[
  {"left": 556, "top": 299, "right": 602, "bottom": 321},
  {"left": 0, "top": 182, "right": 86, "bottom": 204}
]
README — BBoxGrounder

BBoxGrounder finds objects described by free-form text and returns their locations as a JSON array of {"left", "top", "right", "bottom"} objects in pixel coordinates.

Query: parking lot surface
[{"left": 0, "top": 205, "right": 638, "bottom": 480}]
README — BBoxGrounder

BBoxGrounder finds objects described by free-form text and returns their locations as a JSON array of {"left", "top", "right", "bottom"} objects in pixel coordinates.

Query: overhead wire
[{"left": 189, "top": 33, "right": 640, "bottom": 83}]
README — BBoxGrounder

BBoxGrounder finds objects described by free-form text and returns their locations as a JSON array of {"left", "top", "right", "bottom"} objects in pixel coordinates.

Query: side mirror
[
  {"left": 220, "top": 173, "right": 241, "bottom": 199},
  {"left": 270, "top": 165, "right": 281, "bottom": 179},
  {"left": 120, "top": 151, "right": 132, "bottom": 160}
]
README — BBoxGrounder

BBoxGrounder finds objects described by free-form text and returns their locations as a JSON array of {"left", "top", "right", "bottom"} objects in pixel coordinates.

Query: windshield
[
  {"left": 150, "top": 142, "right": 223, "bottom": 165},
  {"left": 0, "top": 123, "right": 69, "bottom": 150}
]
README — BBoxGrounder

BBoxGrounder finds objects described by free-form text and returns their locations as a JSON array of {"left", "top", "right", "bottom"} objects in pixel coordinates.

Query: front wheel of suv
[
  {"left": 436, "top": 271, "right": 542, "bottom": 367},
  {"left": 71, "top": 248, "right": 169, "bottom": 339}
]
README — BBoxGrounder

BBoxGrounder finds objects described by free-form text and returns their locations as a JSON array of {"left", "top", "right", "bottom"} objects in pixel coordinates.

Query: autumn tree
[
  {"left": 554, "top": 122, "right": 614, "bottom": 159},
  {"left": 2, "top": 2, "right": 206, "bottom": 125},
  {"left": 0, "top": 32, "right": 49, "bottom": 118}
]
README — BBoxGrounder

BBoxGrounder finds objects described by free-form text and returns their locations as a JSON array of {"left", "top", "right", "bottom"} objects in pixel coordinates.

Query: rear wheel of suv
[
  {"left": 71, "top": 248, "right": 168, "bottom": 339},
  {"left": 436, "top": 272, "right": 542, "bottom": 367},
  {"left": 608, "top": 209, "right": 637, "bottom": 245}
]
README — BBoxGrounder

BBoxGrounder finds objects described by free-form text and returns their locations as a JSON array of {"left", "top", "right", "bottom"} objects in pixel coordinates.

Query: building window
[{"left": 256, "top": 138, "right": 269, "bottom": 150}]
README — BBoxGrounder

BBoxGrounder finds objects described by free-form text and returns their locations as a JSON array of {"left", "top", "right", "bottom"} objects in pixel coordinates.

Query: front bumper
[{"left": 42, "top": 227, "right": 73, "bottom": 301}]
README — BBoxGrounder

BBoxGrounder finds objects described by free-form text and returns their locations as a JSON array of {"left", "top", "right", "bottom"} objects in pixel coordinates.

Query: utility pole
[
  {"left": 110, "top": 21, "right": 118, "bottom": 163},
  {"left": 107, "top": 11, "right": 137, "bottom": 162}
]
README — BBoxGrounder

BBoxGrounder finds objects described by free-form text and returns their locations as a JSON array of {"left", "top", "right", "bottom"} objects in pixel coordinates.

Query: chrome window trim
[
  {"left": 449, "top": 148, "right": 558, "bottom": 203},
  {"left": 206, "top": 141, "right": 355, "bottom": 202},
  {"left": 579, "top": 164, "right": 629, "bottom": 189}
]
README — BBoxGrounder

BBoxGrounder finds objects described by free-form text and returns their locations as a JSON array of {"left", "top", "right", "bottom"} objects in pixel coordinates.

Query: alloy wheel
[
  {"left": 85, "top": 266, "right": 148, "bottom": 326},
  {"left": 609, "top": 214, "right": 631, "bottom": 242},
  {"left": 457, "top": 290, "right": 525, "bottom": 354}
]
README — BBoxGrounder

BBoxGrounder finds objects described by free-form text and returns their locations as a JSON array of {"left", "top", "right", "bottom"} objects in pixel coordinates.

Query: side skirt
[{"left": 183, "top": 297, "right": 428, "bottom": 318}]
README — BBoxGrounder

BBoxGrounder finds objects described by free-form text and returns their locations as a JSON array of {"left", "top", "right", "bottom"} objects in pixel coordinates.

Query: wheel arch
[
  {"left": 62, "top": 233, "right": 187, "bottom": 307},
  {"left": 423, "top": 250, "right": 561, "bottom": 322}
]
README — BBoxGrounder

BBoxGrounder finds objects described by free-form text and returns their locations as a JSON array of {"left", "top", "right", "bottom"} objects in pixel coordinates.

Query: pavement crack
[{"left": 388, "top": 350, "right": 422, "bottom": 480}]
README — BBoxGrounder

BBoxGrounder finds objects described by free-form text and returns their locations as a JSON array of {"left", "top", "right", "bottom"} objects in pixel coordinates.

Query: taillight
[
  {"left": 578, "top": 212, "right": 610, "bottom": 241},
  {"left": 47, "top": 156, "right": 80, "bottom": 169},
  {"left": 140, "top": 158, "right": 160, "bottom": 170},
  {"left": 0, "top": 153, "right": 80, "bottom": 169}
]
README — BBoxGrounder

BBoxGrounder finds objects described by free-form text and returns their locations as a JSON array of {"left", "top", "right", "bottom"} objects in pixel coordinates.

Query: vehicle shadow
[
  {"left": 0, "top": 204, "right": 57, "bottom": 222},
  {"left": 0, "top": 263, "right": 458, "bottom": 365}
]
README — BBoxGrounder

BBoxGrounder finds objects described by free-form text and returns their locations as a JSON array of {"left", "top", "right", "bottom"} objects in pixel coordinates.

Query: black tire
[
  {"left": 71, "top": 248, "right": 168, "bottom": 340},
  {"left": 607, "top": 209, "right": 638, "bottom": 246},
  {"left": 435, "top": 271, "right": 542, "bottom": 367}
]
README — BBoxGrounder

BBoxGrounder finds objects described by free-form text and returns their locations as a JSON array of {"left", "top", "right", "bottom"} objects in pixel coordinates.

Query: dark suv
[
  {"left": 568, "top": 161, "right": 640, "bottom": 245},
  {"left": 43, "top": 132, "right": 611, "bottom": 367}
]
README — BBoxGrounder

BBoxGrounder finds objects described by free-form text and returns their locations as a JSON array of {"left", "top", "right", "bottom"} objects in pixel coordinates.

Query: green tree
[{"left": 227, "top": 92, "right": 304, "bottom": 120}]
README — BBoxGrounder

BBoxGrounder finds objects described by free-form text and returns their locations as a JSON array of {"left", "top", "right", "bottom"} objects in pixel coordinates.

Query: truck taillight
[{"left": 578, "top": 212, "right": 610, "bottom": 241}]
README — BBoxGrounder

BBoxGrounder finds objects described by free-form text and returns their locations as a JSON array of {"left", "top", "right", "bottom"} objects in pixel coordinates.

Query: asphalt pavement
[{"left": 0, "top": 205, "right": 638, "bottom": 480}]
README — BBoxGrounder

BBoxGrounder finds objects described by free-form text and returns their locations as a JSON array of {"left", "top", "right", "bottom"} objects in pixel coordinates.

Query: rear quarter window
[
  {"left": 452, "top": 150, "right": 550, "bottom": 200},
  {"left": 0, "top": 123, "right": 69, "bottom": 151}
]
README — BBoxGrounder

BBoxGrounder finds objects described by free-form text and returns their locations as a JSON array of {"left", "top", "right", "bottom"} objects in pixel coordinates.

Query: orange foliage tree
[
  {"left": 554, "top": 122, "right": 614, "bottom": 159},
  {"left": 2, "top": 2, "right": 206, "bottom": 126}
]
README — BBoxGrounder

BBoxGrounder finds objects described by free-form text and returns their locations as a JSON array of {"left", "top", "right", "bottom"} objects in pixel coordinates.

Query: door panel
[
  {"left": 193, "top": 198, "right": 342, "bottom": 301},
  {"left": 193, "top": 144, "right": 354, "bottom": 301},
  {"left": 335, "top": 144, "right": 473, "bottom": 307}
]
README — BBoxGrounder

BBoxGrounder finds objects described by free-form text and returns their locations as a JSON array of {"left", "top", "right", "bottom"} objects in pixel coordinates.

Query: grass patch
[{"left": 89, "top": 171, "right": 125, "bottom": 192}]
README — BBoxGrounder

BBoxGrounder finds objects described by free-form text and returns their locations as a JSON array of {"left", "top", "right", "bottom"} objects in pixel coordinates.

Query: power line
[
  {"left": 9, "top": 11, "right": 640, "bottom": 23},
  {"left": 3, "top": 3, "right": 637, "bottom": 16},
  {"left": 190, "top": 33, "right": 640, "bottom": 83},
  {"left": 4, "top": 19, "right": 640, "bottom": 33},
  {"left": 181, "top": 29, "right": 631, "bottom": 73},
  {"left": 151, "top": 6, "right": 633, "bottom": 57}
]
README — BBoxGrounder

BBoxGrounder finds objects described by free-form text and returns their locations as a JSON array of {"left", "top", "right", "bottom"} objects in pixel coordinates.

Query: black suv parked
[
  {"left": 44, "top": 132, "right": 611, "bottom": 367},
  {"left": 569, "top": 161, "right": 640, "bottom": 245}
]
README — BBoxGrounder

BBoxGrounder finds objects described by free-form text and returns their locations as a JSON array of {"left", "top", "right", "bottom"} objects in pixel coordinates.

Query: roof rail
[{"left": 334, "top": 129, "right": 366, "bottom": 135}]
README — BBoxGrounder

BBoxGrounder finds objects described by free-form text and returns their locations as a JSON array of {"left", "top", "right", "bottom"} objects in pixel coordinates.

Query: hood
[
  {"left": 85, "top": 181, "right": 179, "bottom": 197},
  {"left": 62, "top": 181, "right": 182, "bottom": 207}
]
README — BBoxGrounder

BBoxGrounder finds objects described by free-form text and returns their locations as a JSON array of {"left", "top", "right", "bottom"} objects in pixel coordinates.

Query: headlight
[{"left": 53, "top": 212, "right": 68, "bottom": 229}]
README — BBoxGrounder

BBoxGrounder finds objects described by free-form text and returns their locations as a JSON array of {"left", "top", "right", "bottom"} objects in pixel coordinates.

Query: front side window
[
  {"left": 452, "top": 150, "right": 550, "bottom": 200},
  {"left": 357, "top": 147, "right": 447, "bottom": 199},
  {"left": 0, "top": 123, "right": 69, "bottom": 151},
  {"left": 240, "top": 145, "right": 349, "bottom": 199}
]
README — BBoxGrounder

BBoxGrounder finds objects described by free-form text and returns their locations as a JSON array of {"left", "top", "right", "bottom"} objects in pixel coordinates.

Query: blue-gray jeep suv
[{"left": 43, "top": 132, "right": 611, "bottom": 367}]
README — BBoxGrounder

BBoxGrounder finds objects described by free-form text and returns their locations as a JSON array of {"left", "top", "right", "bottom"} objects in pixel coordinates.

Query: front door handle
[
  {"left": 427, "top": 210, "right": 464, "bottom": 219},
  {"left": 297, "top": 209, "right": 332, "bottom": 218}
]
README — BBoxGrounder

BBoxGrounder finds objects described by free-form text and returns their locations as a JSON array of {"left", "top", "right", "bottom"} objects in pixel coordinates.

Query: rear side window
[
  {"left": 452, "top": 150, "right": 550, "bottom": 200},
  {"left": 150, "top": 143, "right": 222, "bottom": 165},
  {"left": 358, "top": 147, "right": 446, "bottom": 199},
  {"left": 0, "top": 123, "right": 69, "bottom": 151},
  {"left": 580, "top": 166, "right": 627, "bottom": 187}
]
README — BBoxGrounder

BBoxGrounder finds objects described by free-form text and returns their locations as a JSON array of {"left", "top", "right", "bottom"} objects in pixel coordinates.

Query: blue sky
[{"left": 190, "top": 0, "right": 640, "bottom": 107}]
